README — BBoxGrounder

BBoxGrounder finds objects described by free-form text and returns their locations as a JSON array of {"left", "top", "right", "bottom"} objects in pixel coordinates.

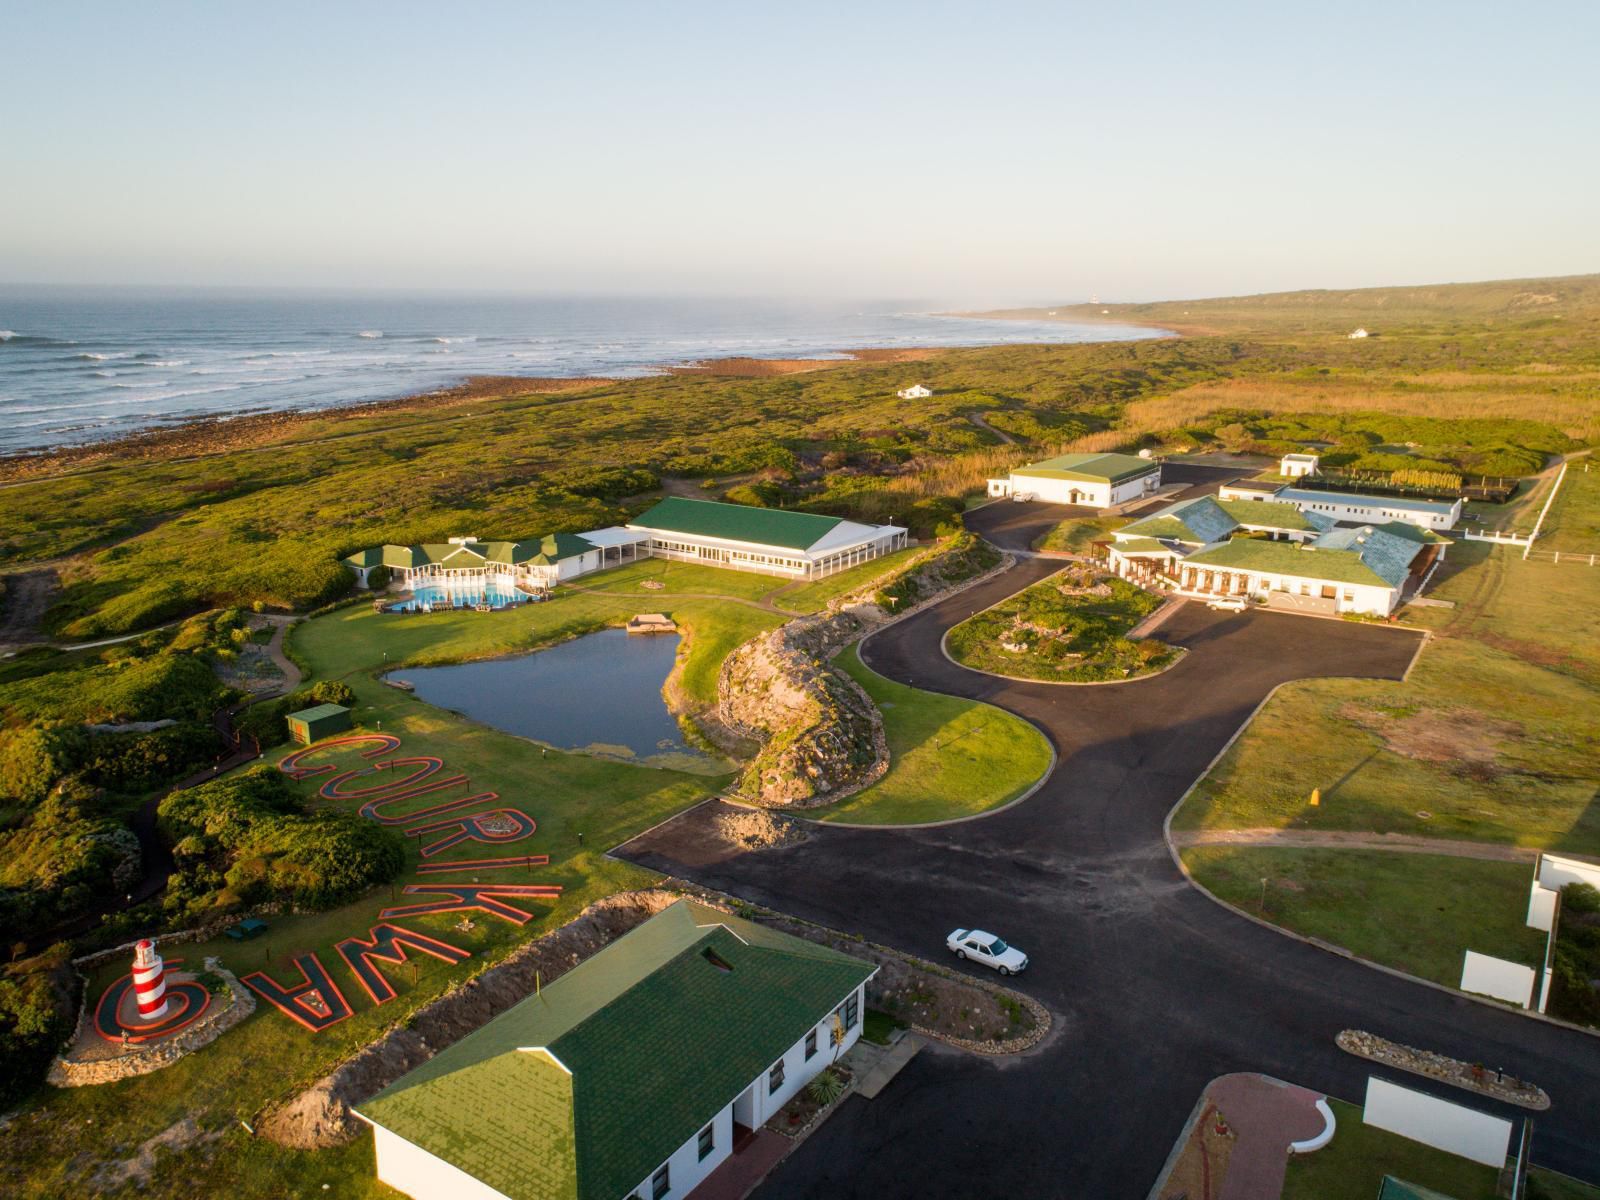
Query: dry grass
[{"left": 1123, "top": 374, "right": 1600, "bottom": 441}]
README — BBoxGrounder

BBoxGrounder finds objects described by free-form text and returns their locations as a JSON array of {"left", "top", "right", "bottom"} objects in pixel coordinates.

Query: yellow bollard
[{"left": 1309, "top": 787, "right": 1321, "bottom": 807}]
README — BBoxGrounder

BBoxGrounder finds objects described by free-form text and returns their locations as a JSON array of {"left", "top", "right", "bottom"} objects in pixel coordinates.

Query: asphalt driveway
[{"left": 616, "top": 497, "right": 1600, "bottom": 1197}]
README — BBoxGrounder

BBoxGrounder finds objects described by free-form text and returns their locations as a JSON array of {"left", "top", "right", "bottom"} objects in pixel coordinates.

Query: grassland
[
  {"left": 945, "top": 568, "right": 1172, "bottom": 683},
  {"left": 1539, "top": 456, "right": 1600, "bottom": 553},
  {"left": 1178, "top": 517, "right": 1600, "bottom": 1000},
  {"left": 1181, "top": 848, "right": 1547, "bottom": 987},
  {"left": 802, "top": 646, "right": 1053, "bottom": 824},
  {"left": 1034, "top": 513, "right": 1129, "bottom": 554}
]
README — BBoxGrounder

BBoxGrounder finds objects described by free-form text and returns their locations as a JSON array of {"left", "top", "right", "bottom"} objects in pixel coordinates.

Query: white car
[
  {"left": 1206, "top": 597, "right": 1246, "bottom": 612},
  {"left": 1010, "top": 491, "right": 1034, "bottom": 503},
  {"left": 946, "top": 928, "right": 1029, "bottom": 975}
]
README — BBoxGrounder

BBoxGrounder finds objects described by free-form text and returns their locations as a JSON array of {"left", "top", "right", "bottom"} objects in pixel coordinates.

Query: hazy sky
[{"left": 5, "top": 1, "right": 1597, "bottom": 304}]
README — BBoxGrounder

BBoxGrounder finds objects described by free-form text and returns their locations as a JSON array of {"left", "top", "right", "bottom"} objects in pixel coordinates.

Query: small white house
[
  {"left": 1279, "top": 453, "right": 1320, "bottom": 479},
  {"left": 356, "top": 900, "right": 876, "bottom": 1200},
  {"left": 987, "top": 452, "right": 1160, "bottom": 509},
  {"left": 896, "top": 383, "right": 932, "bottom": 399},
  {"left": 1349, "top": 328, "right": 1370, "bottom": 339}
]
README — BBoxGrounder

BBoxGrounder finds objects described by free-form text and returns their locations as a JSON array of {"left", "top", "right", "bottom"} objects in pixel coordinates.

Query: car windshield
[{"left": 989, "top": 938, "right": 1008, "bottom": 954}]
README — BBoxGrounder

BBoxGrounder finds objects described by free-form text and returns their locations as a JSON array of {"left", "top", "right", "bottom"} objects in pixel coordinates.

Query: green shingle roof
[
  {"left": 357, "top": 900, "right": 875, "bottom": 1200},
  {"left": 1215, "top": 498, "right": 1325, "bottom": 532},
  {"left": 1111, "top": 537, "right": 1174, "bottom": 555},
  {"left": 629, "top": 497, "right": 846, "bottom": 551},
  {"left": 1184, "top": 537, "right": 1394, "bottom": 588},
  {"left": 1011, "top": 451, "right": 1158, "bottom": 485},
  {"left": 1118, "top": 515, "right": 1198, "bottom": 542},
  {"left": 342, "top": 534, "right": 597, "bottom": 572}
]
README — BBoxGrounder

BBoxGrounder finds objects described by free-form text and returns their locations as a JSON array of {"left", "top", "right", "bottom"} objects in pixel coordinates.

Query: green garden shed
[{"left": 285, "top": 703, "right": 351, "bottom": 745}]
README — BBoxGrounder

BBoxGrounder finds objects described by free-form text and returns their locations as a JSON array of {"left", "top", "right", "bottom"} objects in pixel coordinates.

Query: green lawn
[
  {"left": 1174, "top": 624, "right": 1600, "bottom": 855},
  {"left": 1033, "top": 513, "right": 1129, "bottom": 553},
  {"left": 945, "top": 567, "right": 1173, "bottom": 683},
  {"left": 778, "top": 546, "right": 922, "bottom": 613},
  {"left": 1182, "top": 847, "right": 1547, "bottom": 989},
  {"left": 802, "top": 645, "right": 1053, "bottom": 824},
  {"left": 1538, "top": 457, "right": 1600, "bottom": 554},
  {"left": 1281, "top": 1098, "right": 1503, "bottom": 1200}
]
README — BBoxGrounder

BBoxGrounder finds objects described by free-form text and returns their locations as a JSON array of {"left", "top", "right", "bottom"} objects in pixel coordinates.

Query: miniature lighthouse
[{"left": 131, "top": 939, "right": 169, "bottom": 1022}]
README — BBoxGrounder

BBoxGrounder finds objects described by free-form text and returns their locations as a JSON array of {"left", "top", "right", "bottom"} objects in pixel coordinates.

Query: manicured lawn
[
  {"left": 1182, "top": 847, "right": 1547, "bottom": 989},
  {"left": 1280, "top": 1098, "right": 1502, "bottom": 1200},
  {"left": 862, "top": 1008, "right": 908, "bottom": 1046},
  {"left": 565, "top": 557, "right": 788, "bottom": 601},
  {"left": 945, "top": 566, "right": 1174, "bottom": 683},
  {"left": 1033, "top": 513, "right": 1129, "bottom": 554},
  {"left": 1527, "top": 1169, "right": 1600, "bottom": 1200},
  {"left": 1534, "top": 456, "right": 1600, "bottom": 554},
  {"left": 779, "top": 546, "right": 921, "bottom": 613},
  {"left": 803, "top": 645, "right": 1053, "bottom": 825},
  {"left": 1175, "top": 615, "right": 1600, "bottom": 855}
]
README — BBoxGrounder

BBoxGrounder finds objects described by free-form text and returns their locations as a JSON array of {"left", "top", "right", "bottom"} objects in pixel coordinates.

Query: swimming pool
[{"left": 391, "top": 580, "right": 530, "bottom": 613}]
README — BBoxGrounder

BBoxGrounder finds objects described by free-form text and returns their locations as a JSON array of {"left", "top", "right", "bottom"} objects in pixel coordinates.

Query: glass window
[
  {"left": 697, "top": 1123, "right": 714, "bottom": 1160},
  {"left": 805, "top": 1030, "right": 817, "bottom": 1059},
  {"left": 769, "top": 1060, "right": 785, "bottom": 1094},
  {"left": 844, "top": 993, "right": 859, "bottom": 1030},
  {"left": 652, "top": 1165, "right": 670, "bottom": 1200}
]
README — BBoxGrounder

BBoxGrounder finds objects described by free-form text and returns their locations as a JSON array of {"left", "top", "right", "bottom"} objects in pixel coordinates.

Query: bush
[
  {"left": 0, "top": 726, "right": 85, "bottom": 809},
  {"left": 722, "top": 481, "right": 784, "bottom": 507},
  {"left": 0, "top": 947, "right": 73, "bottom": 1108},
  {"left": 1563, "top": 882, "right": 1600, "bottom": 916},
  {"left": 366, "top": 564, "right": 391, "bottom": 590},
  {"left": 80, "top": 722, "right": 225, "bottom": 794},
  {"left": 159, "top": 766, "right": 404, "bottom": 919},
  {"left": 806, "top": 1067, "right": 847, "bottom": 1106}
]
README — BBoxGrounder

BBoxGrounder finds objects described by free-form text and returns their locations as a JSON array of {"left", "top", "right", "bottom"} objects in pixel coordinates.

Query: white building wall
[
  {"left": 1010, "top": 474, "right": 1110, "bottom": 507},
  {"left": 623, "top": 982, "right": 868, "bottom": 1200},
  {"left": 1362, "top": 1077, "right": 1513, "bottom": 1168},
  {"left": 1284, "top": 493, "right": 1461, "bottom": 531},
  {"left": 1536, "top": 853, "right": 1600, "bottom": 894},
  {"left": 1459, "top": 950, "right": 1537, "bottom": 1008},
  {"left": 1108, "top": 470, "right": 1161, "bottom": 506},
  {"left": 370, "top": 1123, "right": 514, "bottom": 1200}
]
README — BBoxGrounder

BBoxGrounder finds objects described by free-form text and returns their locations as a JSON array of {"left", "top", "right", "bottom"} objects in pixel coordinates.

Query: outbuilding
[
  {"left": 626, "top": 497, "right": 907, "bottom": 580},
  {"left": 987, "top": 451, "right": 1161, "bottom": 508},
  {"left": 285, "top": 703, "right": 352, "bottom": 746}
]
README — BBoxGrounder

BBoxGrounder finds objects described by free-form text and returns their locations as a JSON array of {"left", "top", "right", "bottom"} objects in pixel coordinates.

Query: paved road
[{"left": 619, "top": 491, "right": 1600, "bottom": 1197}]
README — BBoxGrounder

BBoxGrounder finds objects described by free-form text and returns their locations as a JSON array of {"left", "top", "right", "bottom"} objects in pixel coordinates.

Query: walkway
[
  {"left": 1171, "top": 828, "right": 1544, "bottom": 863},
  {"left": 614, "top": 479, "right": 1600, "bottom": 1197},
  {"left": 1210, "top": 1074, "right": 1329, "bottom": 1200}
]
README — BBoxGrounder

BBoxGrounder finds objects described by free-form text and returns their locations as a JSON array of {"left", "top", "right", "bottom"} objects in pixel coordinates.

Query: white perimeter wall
[
  {"left": 1537, "top": 853, "right": 1600, "bottom": 893},
  {"left": 1362, "top": 1077, "right": 1513, "bottom": 1167},
  {"left": 1459, "top": 950, "right": 1536, "bottom": 1008},
  {"left": 371, "top": 1124, "right": 514, "bottom": 1200}
]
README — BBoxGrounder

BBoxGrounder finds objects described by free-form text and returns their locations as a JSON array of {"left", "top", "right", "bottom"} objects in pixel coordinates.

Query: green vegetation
[
  {"left": 945, "top": 564, "right": 1172, "bottom": 682},
  {"left": 1281, "top": 1098, "right": 1502, "bottom": 1200},
  {"left": 1182, "top": 847, "right": 1546, "bottom": 988},
  {"left": 158, "top": 766, "right": 406, "bottom": 922},
  {"left": 1540, "top": 457, "right": 1600, "bottom": 553},
  {"left": 862, "top": 1007, "right": 908, "bottom": 1046},
  {"left": 0, "top": 944, "right": 73, "bottom": 1110},
  {"left": 778, "top": 545, "right": 919, "bottom": 613},
  {"left": 1548, "top": 882, "right": 1600, "bottom": 1026},
  {"left": 235, "top": 679, "right": 358, "bottom": 750},
  {"left": 802, "top": 646, "right": 1051, "bottom": 825},
  {"left": 1034, "top": 513, "right": 1128, "bottom": 553}
]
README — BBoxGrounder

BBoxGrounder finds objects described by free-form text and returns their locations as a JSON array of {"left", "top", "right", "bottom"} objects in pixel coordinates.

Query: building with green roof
[
  {"left": 1104, "top": 493, "right": 1450, "bottom": 616},
  {"left": 342, "top": 534, "right": 604, "bottom": 601},
  {"left": 356, "top": 899, "right": 876, "bottom": 1200},
  {"left": 285, "top": 703, "right": 351, "bottom": 745},
  {"left": 626, "top": 497, "right": 907, "bottom": 580},
  {"left": 988, "top": 451, "right": 1160, "bottom": 509}
]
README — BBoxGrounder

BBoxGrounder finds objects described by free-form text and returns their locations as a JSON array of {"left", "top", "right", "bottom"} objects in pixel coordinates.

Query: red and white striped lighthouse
[{"left": 131, "top": 939, "right": 169, "bottom": 1022}]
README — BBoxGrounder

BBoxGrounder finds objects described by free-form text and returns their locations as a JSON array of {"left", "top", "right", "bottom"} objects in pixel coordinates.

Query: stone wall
[{"left": 48, "top": 958, "right": 256, "bottom": 1087}]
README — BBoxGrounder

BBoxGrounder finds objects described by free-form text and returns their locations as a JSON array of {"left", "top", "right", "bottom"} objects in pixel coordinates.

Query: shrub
[
  {"left": 366, "top": 564, "right": 391, "bottom": 590},
  {"left": 0, "top": 946, "right": 73, "bottom": 1108},
  {"left": 1563, "top": 882, "right": 1600, "bottom": 916},
  {"left": 805, "top": 1067, "right": 847, "bottom": 1106},
  {"left": 722, "top": 481, "right": 783, "bottom": 507},
  {"left": 0, "top": 726, "right": 85, "bottom": 809},
  {"left": 159, "top": 766, "right": 404, "bottom": 919},
  {"left": 80, "top": 722, "right": 225, "bottom": 794}
]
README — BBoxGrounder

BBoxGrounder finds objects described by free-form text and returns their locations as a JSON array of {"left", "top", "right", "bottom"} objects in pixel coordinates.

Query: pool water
[
  {"left": 392, "top": 580, "right": 530, "bottom": 613},
  {"left": 393, "top": 629, "right": 712, "bottom": 766}
]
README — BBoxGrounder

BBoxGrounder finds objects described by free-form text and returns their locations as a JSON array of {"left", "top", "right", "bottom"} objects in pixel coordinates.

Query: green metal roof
[
  {"left": 343, "top": 534, "right": 596, "bottom": 572},
  {"left": 1118, "top": 515, "right": 1199, "bottom": 542},
  {"left": 1184, "top": 537, "right": 1394, "bottom": 588},
  {"left": 629, "top": 497, "right": 845, "bottom": 551},
  {"left": 1372, "top": 520, "right": 1452, "bottom": 545},
  {"left": 357, "top": 900, "right": 875, "bottom": 1200},
  {"left": 1011, "top": 452, "right": 1158, "bottom": 485},
  {"left": 286, "top": 703, "right": 349, "bottom": 723}
]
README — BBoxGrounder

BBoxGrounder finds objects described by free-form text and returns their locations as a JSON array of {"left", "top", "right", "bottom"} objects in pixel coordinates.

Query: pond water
[{"left": 393, "top": 628, "right": 714, "bottom": 768}]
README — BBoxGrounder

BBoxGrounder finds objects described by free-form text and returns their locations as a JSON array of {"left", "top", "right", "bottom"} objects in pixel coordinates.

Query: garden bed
[{"left": 945, "top": 564, "right": 1177, "bottom": 683}]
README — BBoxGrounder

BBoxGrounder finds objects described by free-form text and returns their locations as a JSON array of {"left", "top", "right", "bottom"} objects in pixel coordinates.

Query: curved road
[{"left": 618, "top": 491, "right": 1600, "bottom": 1197}]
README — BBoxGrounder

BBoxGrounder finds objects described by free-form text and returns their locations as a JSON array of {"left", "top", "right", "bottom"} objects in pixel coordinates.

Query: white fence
[
  {"left": 1461, "top": 528, "right": 1532, "bottom": 546},
  {"left": 1460, "top": 950, "right": 1537, "bottom": 1008},
  {"left": 1363, "top": 1077, "right": 1513, "bottom": 1167}
]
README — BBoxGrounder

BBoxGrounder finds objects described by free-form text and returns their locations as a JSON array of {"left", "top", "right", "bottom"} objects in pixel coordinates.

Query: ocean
[{"left": 0, "top": 288, "right": 1163, "bottom": 454}]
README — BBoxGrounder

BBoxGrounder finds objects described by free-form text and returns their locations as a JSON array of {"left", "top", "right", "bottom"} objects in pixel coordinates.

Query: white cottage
[
  {"left": 988, "top": 451, "right": 1161, "bottom": 509},
  {"left": 355, "top": 900, "right": 876, "bottom": 1200}
]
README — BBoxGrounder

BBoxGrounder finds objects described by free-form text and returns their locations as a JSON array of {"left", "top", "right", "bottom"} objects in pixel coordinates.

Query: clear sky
[{"left": 4, "top": 1, "right": 1597, "bottom": 304}]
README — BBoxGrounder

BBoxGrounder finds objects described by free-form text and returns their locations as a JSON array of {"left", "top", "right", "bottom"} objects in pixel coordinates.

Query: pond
[{"left": 392, "top": 628, "right": 718, "bottom": 770}]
